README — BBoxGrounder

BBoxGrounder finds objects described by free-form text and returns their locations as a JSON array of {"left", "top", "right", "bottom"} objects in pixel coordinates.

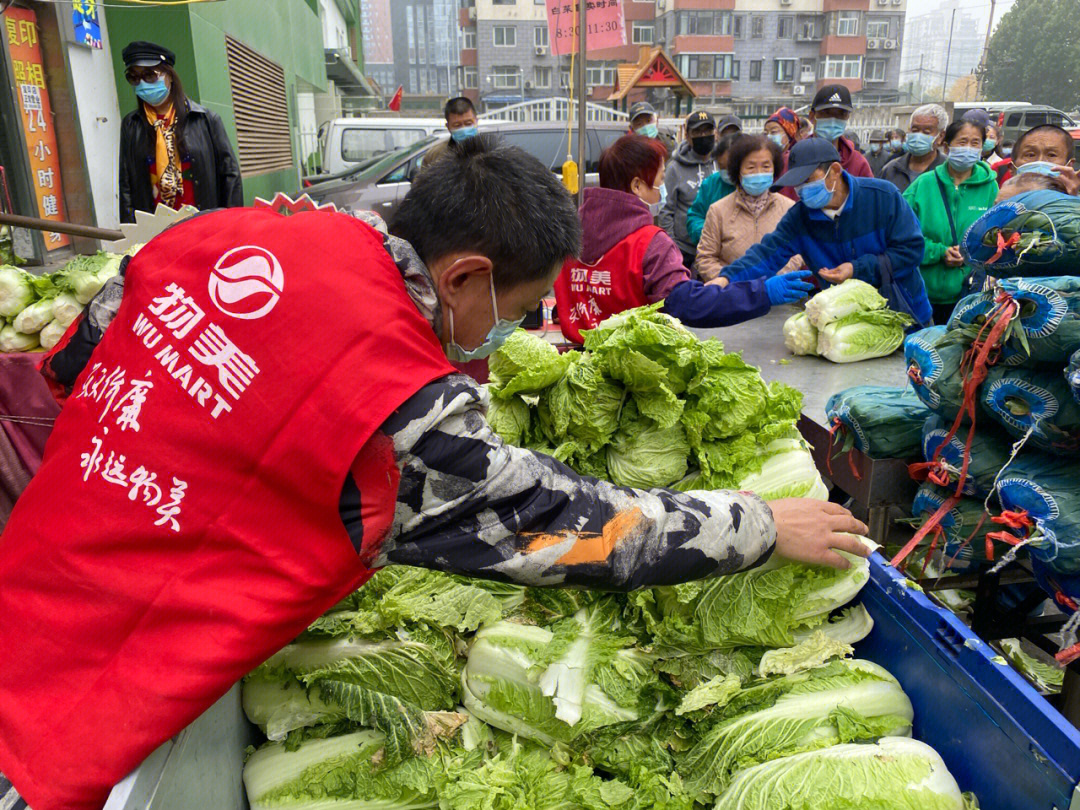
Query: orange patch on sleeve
[{"left": 555, "top": 507, "right": 644, "bottom": 566}]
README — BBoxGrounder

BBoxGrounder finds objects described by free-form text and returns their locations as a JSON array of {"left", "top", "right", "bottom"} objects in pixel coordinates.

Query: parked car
[
  {"left": 954, "top": 102, "right": 1078, "bottom": 142},
  {"left": 307, "top": 122, "right": 632, "bottom": 218}
]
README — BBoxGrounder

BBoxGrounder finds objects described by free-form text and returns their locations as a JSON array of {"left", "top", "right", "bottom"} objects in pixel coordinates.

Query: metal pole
[
  {"left": 977, "top": 0, "right": 997, "bottom": 96},
  {"left": 917, "top": 53, "right": 924, "bottom": 102},
  {"left": 577, "top": 0, "right": 587, "bottom": 207},
  {"left": 0, "top": 212, "right": 123, "bottom": 242},
  {"left": 942, "top": 8, "right": 956, "bottom": 103}
]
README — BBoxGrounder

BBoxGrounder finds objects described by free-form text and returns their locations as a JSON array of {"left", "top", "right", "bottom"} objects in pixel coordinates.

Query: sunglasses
[{"left": 125, "top": 67, "right": 164, "bottom": 85}]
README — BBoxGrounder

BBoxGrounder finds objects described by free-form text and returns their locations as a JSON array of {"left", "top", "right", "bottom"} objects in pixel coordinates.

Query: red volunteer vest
[
  {"left": 0, "top": 208, "right": 454, "bottom": 810},
  {"left": 553, "top": 225, "right": 660, "bottom": 344}
]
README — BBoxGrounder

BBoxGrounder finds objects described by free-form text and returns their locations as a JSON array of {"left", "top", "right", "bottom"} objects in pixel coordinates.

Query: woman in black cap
[{"left": 118, "top": 40, "right": 242, "bottom": 223}]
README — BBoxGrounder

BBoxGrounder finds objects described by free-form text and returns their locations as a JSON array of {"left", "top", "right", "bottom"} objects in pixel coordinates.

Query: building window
[
  {"left": 837, "top": 11, "right": 859, "bottom": 37},
  {"left": 535, "top": 25, "right": 548, "bottom": 47},
  {"left": 492, "top": 0, "right": 515, "bottom": 4},
  {"left": 586, "top": 63, "right": 617, "bottom": 87},
  {"left": 677, "top": 10, "right": 731, "bottom": 36},
  {"left": 774, "top": 58, "right": 796, "bottom": 83},
  {"left": 678, "top": 54, "right": 736, "bottom": 81},
  {"left": 493, "top": 26, "right": 516, "bottom": 47},
  {"left": 463, "top": 28, "right": 477, "bottom": 49},
  {"left": 822, "top": 55, "right": 862, "bottom": 79},
  {"left": 798, "top": 19, "right": 820, "bottom": 40},
  {"left": 866, "top": 19, "right": 889, "bottom": 39},
  {"left": 632, "top": 21, "right": 654, "bottom": 44},
  {"left": 751, "top": 16, "right": 764, "bottom": 39},
  {"left": 463, "top": 66, "right": 478, "bottom": 89},
  {"left": 731, "top": 59, "right": 740, "bottom": 80},
  {"left": 749, "top": 59, "right": 762, "bottom": 81},
  {"left": 865, "top": 59, "right": 886, "bottom": 82},
  {"left": 733, "top": 15, "right": 744, "bottom": 38},
  {"left": 778, "top": 17, "right": 794, "bottom": 39},
  {"left": 492, "top": 65, "right": 520, "bottom": 88},
  {"left": 533, "top": 65, "right": 552, "bottom": 88}
]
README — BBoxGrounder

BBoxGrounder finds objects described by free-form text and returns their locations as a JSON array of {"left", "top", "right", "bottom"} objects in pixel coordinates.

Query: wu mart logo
[{"left": 208, "top": 246, "right": 284, "bottom": 320}]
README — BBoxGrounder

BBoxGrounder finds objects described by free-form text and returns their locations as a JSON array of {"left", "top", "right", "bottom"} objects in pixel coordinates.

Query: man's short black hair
[
  {"left": 1014, "top": 124, "right": 1073, "bottom": 157},
  {"left": 390, "top": 134, "right": 581, "bottom": 288},
  {"left": 443, "top": 96, "right": 476, "bottom": 119}
]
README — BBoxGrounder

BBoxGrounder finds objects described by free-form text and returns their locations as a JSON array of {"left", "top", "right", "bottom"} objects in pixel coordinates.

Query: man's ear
[{"left": 435, "top": 254, "right": 494, "bottom": 308}]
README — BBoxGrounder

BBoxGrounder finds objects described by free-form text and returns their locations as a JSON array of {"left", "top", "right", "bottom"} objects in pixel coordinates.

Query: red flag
[{"left": 388, "top": 85, "right": 403, "bottom": 112}]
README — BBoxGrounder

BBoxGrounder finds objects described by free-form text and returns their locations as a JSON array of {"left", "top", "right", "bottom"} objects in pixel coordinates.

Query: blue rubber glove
[{"left": 765, "top": 270, "right": 815, "bottom": 306}]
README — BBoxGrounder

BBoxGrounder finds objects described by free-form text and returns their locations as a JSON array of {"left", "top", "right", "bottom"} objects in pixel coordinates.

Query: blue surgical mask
[
  {"left": 797, "top": 173, "right": 836, "bottom": 209},
  {"left": 890, "top": 138, "right": 904, "bottom": 151},
  {"left": 719, "top": 169, "right": 733, "bottom": 186},
  {"left": 768, "top": 133, "right": 787, "bottom": 149},
  {"left": 947, "top": 146, "right": 982, "bottom": 170},
  {"left": 870, "top": 143, "right": 882, "bottom": 154},
  {"left": 446, "top": 274, "right": 524, "bottom": 362},
  {"left": 814, "top": 118, "right": 847, "bottom": 142},
  {"left": 1001, "top": 147, "right": 1012, "bottom": 157},
  {"left": 636, "top": 123, "right": 659, "bottom": 139},
  {"left": 983, "top": 139, "right": 997, "bottom": 154},
  {"left": 904, "top": 132, "right": 936, "bottom": 156},
  {"left": 647, "top": 183, "right": 667, "bottom": 217},
  {"left": 1017, "top": 161, "right": 1062, "bottom": 177},
  {"left": 135, "top": 78, "right": 170, "bottom": 106},
  {"left": 451, "top": 126, "right": 479, "bottom": 142},
  {"left": 741, "top": 172, "right": 773, "bottom": 197}
]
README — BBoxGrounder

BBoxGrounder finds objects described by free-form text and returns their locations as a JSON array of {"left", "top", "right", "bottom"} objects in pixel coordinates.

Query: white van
[{"left": 319, "top": 117, "right": 498, "bottom": 175}]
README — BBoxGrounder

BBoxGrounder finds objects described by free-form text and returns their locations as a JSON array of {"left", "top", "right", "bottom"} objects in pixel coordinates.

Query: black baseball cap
[
  {"left": 629, "top": 101, "right": 657, "bottom": 122},
  {"left": 686, "top": 110, "right": 714, "bottom": 132},
  {"left": 717, "top": 114, "right": 743, "bottom": 134},
  {"left": 811, "top": 84, "right": 853, "bottom": 113},
  {"left": 775, "top": 137, "right": 842, "bottom": 187},
  {"left": 123, "top": 41, "right": 176, "bottom": 69}
]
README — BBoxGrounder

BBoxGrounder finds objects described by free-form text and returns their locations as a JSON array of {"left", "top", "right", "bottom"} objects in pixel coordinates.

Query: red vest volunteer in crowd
[{"left": 0, "top": 136, "right": 868, "bottom": 810}]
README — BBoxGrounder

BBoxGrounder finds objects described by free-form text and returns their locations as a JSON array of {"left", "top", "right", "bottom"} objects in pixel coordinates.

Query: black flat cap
[{"left": 122, "top": 41, "right": 176, "bottom": 69}]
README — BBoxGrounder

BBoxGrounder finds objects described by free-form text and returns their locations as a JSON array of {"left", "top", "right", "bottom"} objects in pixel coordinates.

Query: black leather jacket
[{"left": 118, "top": 100, "right": 243, "bottom": 223}]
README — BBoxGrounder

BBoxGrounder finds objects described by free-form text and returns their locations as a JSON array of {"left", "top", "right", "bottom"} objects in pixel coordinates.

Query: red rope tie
[
  {"left": 1056, "top": 591, "right": 1079, "bottom": 613},
  {"left": 907, "top": 363, "right": 924, "bottom": 386},
  {"left": 987, "top": 231, "right": 1022, "bottom": 265},
  {"left": 826, "top": 417, "right": 844, "bottom": 478},
  {"left": 890, "top": 494, "right": 962, "bottom": 570},
  {"left": 947, "top": 510, "right": 988, "bottom": 570},
  {"left": 985, "top": 509, "right": 1034, "bottom": 560},
  {"left": 919, "top": 524, "right": 944, "bottom": 579},
  {"left": 1055, "top": 643, "right": 1080, "bottom": 666}
]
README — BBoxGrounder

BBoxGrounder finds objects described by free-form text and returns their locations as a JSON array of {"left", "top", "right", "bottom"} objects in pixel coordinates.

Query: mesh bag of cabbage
[
  {"left": 920, "top": 415, "right": 1013, "bottom": 499},
  {"left": 961, "top": 189, "right": 1080, "bottom": 277},
  {"left": 825, "top": 385, "right": 931, "bottom": 460},
  {"left": 948, "top": 277, "right": 1080, "bottom": 367},
  {"left": 1068, "top": 348, "right": 1080, "bottom": 404},
  {"left": 980, "top": 366, "right": 1080, "bottom": 454},
  {"left": 905, "top": 326, "right": 969, "bottom": 421},
  {"left": 912, "top": 483, "right": 993, "bottom": 575},
  {"left": 993, "top": 454, "right": 1080, "bottom": 576}
]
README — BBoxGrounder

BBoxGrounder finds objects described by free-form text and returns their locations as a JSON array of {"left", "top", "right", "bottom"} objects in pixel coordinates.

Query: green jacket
[
  {"left": 686, "top": 171, "right": 736, "bottom": 247},
  {"left": 903, "top": 161, "right": 999, "bottom": 305}
]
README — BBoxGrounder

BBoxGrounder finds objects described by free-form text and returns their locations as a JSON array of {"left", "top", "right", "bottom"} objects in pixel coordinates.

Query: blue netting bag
[
  {"left": 981, "top": 366, "right": 1080, "bottom": 454},
  {"left": 961, "top": 190, "right": 1080, "bottom": 277},
  {"left": 825, "top": 385, "right": 930, "bottom": 460},
  {"left": 948, "top": 276, "right": 1080, "bottom": 367},
  {"left": 995, "top": 454, "right": 1080, "bottom": 575},
  {"left": 911, "top": 482, "right": 992, "bottom": 574},
  {"left": 1068, "top": 348, "right": 1080, "bottom": 404},
  {"left": 905, "top": 326, "right": 968, "bottom": 420},
  {"left": 920, "top": 415, "right": 1013, "bottom": 499}
]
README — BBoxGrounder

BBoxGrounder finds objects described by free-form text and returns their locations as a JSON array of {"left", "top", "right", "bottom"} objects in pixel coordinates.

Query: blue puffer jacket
[{"left": 720, "top": 172, "right": 932, "bottom": 327}]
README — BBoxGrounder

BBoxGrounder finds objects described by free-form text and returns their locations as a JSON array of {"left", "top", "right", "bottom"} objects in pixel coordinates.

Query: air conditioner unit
[
  {"left": 792, "top": 85, "right": 806, "bottom": 96},
  {"left": 891, "top": 0, "right": 901, "bottom": 4},
  {"left": 883, "top": 39, "right": 897, "bottom": 49},
  {"left": 867, "top": 38, "right": 879, "bottom": 49},
  {"left": 535, "top": 46, "right": 547, "bottom": 56},
  {"left": 780, "top": 0, "right": 792, "bottom": 5},
  {"left": 525, "top": 81, "right": 533, "bottom": 90}
]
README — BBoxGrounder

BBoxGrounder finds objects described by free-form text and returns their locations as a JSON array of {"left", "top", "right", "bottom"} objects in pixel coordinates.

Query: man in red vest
[{"left": 0, "top": 136, "right": 868, "bottom": 810}]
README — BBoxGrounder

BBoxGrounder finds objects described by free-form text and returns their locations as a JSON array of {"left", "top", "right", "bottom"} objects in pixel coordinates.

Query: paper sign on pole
[{"left": 546, "top": 0, "right": 626, "bottom": 57}]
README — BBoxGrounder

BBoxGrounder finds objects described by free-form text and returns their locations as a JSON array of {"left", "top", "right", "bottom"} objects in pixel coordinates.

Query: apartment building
[{"left": 463, "top": 0, "right": 905, "bottom": 118}]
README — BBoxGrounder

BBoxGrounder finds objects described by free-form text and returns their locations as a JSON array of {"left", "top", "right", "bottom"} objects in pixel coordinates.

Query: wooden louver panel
[{"left": 225, "top": 36, "right": 294, "bottom": 177}]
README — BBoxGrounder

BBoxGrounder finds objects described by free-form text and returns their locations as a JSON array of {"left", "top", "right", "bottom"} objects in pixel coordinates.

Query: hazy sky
[{"left": 904, "top": 0, "right": 1015, "bottom": 26}]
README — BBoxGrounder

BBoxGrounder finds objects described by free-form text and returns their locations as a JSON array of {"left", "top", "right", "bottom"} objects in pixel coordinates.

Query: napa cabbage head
[
  {"left": 487, "top": 392, "right": 534, "bottom": 447},
  {"left": 0, "top": 325, "right": 38, "bottom": 353},
  {"left": 606, "top": 400, "right": 689, "bottom": 489},
  {"left": 714, "top": 737, "right": 967, "bottom": 810},
  {"left": 538, "top": 352, "right": 625, "bottom": 449},
  {"left": 489, "top": 330, "right": 572, "bottom": 399},
  {"left": 818, "top": 309, "right": 914, "bottom": 364},
  {"left": 804, "top": 279, "right": 887, "bottom": 328},
  {"left": 783, "top": 311, "right": 819, "bottom": 356},
  {"left": 60, "top": 251, "right": 123, "bottom": 305},
  {"left": 0, "top": 266, "right": 35, "bottom": 318}
]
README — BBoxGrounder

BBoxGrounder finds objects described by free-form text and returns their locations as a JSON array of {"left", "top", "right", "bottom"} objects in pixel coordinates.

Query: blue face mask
[
  {"left": 741, "top": 172, "right": 773, "bottom": 197},
  {"left": 768, "top": 133, "right": 787, "bottom": 149},
  {"left": 446, "top": 274, "right": 525, "bottom": 362},
  {"left": 904, "top": 132, "right": 936, "bottom": 156},
  {"left": 135, "top": 78, "right": 170, "bottom": 106},
  {"left": 451, "top": 126, "right": 479, "bottom": 143},
  {"left": 814, "top": 118, "right": 847, "bottom": 142},
  {"left": 983, "top": 139, "right": 997, "bottom": 154},
  {"left": 797, "top": 172, "right": 836, "bottom": 210},
  {"left": 1001, "top": 147, "right": 1012, "bottom": 157},
  {"left": 647, "top": 183, "right": 667, "bottom": 218},
  {"left": 719, "top": 169, "right": 733, "bottom": 186},
  {"left": 636, "top": 123, "right": 659, "bottom": 139},
  {"left": 1017, "top": 160, "right": 1062, "bottom": 177},
  {"left": 947, "top": 146, "right": 982, "bottom": 170},
  {"left": 890, "top": 138, "right": 904, "bottom": 151},
  {"left": 870, "top": 143, "right": 883, "bottom": 154}
]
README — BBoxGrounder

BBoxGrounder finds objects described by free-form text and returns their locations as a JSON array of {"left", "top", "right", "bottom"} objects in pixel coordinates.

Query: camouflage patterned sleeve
[{"left": 366, "top": 374, "right": 776, "bottom": 591}]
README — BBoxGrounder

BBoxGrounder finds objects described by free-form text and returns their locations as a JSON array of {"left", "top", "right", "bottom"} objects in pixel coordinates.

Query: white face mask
[{"left": 638, "top": 177, "right": 666, "bottom": 217}]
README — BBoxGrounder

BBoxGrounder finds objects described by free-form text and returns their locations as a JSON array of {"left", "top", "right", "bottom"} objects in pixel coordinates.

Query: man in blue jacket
[{"left": 719, "top": 138, "right": 932, "bottom": 327}]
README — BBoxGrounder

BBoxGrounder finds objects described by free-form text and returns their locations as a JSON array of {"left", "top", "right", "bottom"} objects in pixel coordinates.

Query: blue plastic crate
[{"left": 856, "top": 554, "right": 1080, "bottom": 810}]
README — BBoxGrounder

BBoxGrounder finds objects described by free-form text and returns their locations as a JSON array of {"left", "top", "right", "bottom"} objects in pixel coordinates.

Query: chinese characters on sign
[
  {"left": 567, "top": 266, "right": 613, "bottom": 324},
  {"left": 3, "top": 7, "right": 69, "bottom": 249},
  {"left": 72, "top": 0, "right": 102, "bottom": 49},
  {"left": 546, "top": 0, "right": 626, "bottom": 57}
]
